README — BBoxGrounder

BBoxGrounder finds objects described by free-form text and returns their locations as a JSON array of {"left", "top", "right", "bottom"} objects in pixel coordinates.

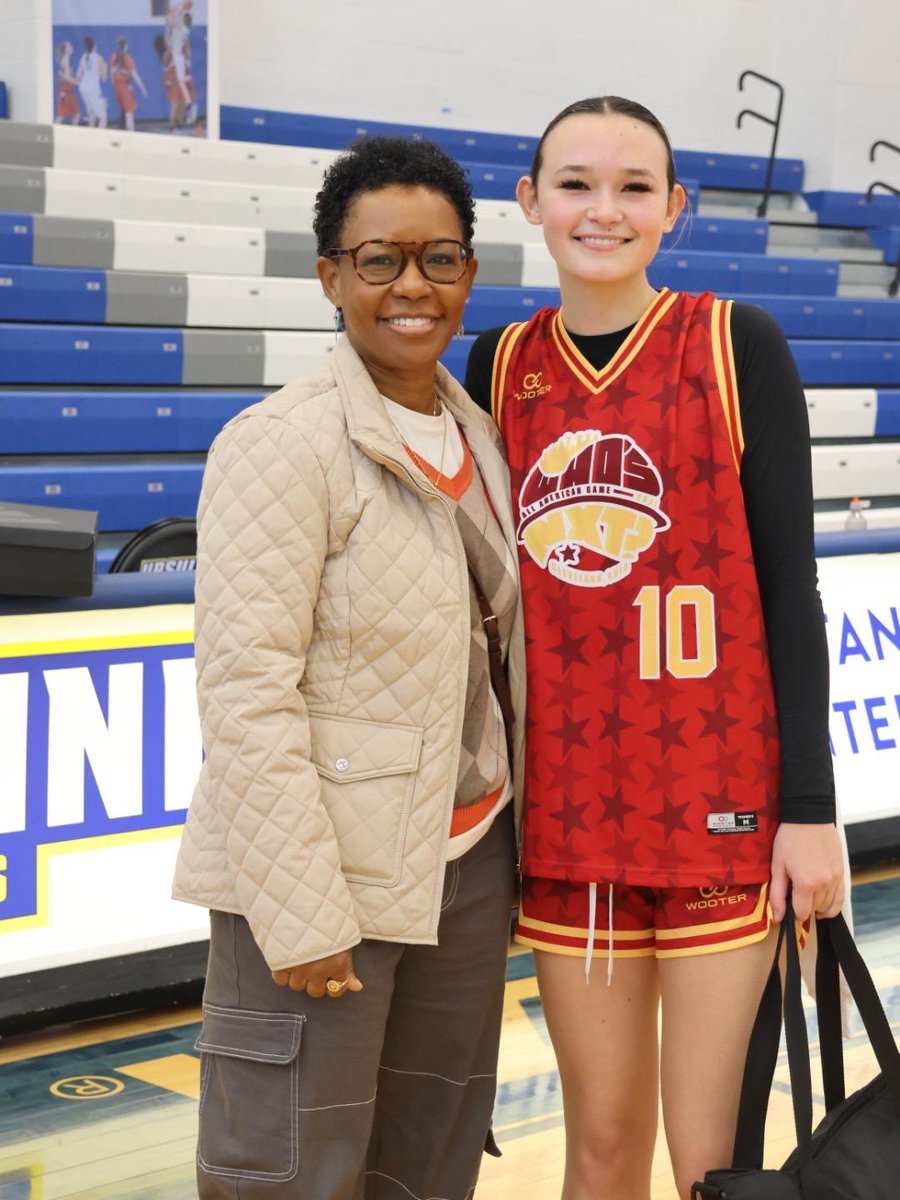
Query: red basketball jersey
[{"left": 492, "top": 289, "right": 779, "bottom": 886}]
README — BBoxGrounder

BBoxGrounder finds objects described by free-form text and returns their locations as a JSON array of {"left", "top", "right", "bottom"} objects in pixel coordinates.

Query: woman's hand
[
  {"left": 271, "top": 949, "right": 363, "bottom": 998},
  {"left": 769, "top": 822, "right": 845, "bottom": 923}
]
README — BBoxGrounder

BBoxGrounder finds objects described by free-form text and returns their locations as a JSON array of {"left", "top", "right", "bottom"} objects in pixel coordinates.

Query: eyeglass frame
[{"left": 323, "top": 238, "right": 474, "bottom": 285}]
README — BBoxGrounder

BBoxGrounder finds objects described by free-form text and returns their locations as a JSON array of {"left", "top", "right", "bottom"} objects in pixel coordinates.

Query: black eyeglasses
[{"left": 325, "top": 239, "right": 473, "bottom": 284}]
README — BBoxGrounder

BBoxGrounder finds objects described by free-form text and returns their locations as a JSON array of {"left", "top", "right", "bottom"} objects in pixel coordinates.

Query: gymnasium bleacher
[{"left": 1, "top": 110, "right": 900, "bottom": 571}]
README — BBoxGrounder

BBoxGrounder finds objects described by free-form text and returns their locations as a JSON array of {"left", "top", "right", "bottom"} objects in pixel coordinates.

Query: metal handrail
[
  {"left": 737, "top": 70, "right": 785, "bottom": 219},
  {"left": 869, "top": 140, "right": 900, "bottom": 164},
  {"left": 866, "top": 144, "right": 900, "bottom": 297}
]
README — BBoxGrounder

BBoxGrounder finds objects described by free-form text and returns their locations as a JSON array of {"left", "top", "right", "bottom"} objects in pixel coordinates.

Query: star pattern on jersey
[
  {"left": 545, "top": 628, "right": 591, "bottom": 668},
  {"left": 648, "top": 795, "right": 693, "bottom": 840},
  {"left": 697, "top": 700, "right": 742, "bottom": 744},
  {"left": 548, "top": 794, "right": 592, "bottom": 837},
  {"left": 597, "top": 622, "right": 631, "bottom": 662},
  {"left": 595, "top": 784, "right": 640, "bottom": 832},
  {"left": 597, "top": 706, "right": 634, "bottom": 745},
  {"left": 690, "top": 451, "right": 732, "bottom": 489},
  {"left": 649, "top": 539, "right": 684, "bottom": 578},
  {"left": 646, "top": 711, "right": 689, "bottom": 750},
  {"left": 546, "top": 711, "right": 591, "bottom": 749},
  {"left": 505, "top": 296, "right": 780, "bottom": 888},
  {"left": 691, "top": 530, "right": 729, "bottom": 576}
]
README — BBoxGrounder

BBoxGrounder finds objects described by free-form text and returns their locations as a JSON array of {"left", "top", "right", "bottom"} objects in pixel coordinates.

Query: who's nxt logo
[{"left": 516, "top": 429, "right": 670, "bottom": 588}]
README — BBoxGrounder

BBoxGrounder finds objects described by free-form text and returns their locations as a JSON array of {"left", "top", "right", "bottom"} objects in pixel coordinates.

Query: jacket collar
[{"left": 328, "top": 334, "right": 490, "bottom": 483}]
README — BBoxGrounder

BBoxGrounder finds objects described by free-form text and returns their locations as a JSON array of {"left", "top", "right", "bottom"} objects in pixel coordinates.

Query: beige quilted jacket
[{"left": 172, "top": 336, "right": 526, "bottom": 971}]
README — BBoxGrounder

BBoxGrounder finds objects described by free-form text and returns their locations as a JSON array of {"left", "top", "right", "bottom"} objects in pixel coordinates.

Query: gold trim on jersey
[
  {"left": 711, "top": 297, "right": 743, "bottom": 471},
  {"left": 517, "top": 914, "right": 654, "bottom": 940},
  {"left": 490, "top": 321, "right": 528, "bottom": 427},
  {"left": 513, "top": 935, "right": 655, "bottom": 958},
  {"left": 550, "top": 287, "right": 678, "bottom": 395},
  {"left": 656, "top": 923, "right": 773, "bottom": 958}
]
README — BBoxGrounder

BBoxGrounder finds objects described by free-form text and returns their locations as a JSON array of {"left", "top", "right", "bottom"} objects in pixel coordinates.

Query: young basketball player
[{"left": 464, "top": 96, "right": 845, "bottom": 1200}]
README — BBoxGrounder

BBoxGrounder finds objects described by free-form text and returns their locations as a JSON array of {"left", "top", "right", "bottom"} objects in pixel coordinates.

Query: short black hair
[{"left": 313, "top": 135, "right": 476, "bottom": 255}]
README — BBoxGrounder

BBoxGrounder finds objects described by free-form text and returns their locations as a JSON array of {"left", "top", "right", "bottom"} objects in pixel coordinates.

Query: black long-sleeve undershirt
[{"left": 464, "top": 303, "right": 836, "bottom": 824}]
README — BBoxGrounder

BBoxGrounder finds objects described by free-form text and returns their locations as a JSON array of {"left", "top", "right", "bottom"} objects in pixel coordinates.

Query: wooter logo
[{"left": 514, "top": 370, "right": 552, "bottom": 401}]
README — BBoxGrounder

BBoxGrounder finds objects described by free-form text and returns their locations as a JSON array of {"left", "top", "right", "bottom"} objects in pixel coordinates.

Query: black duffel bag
[{"left": 693, "top": 895, "right": 900, "bottom": 1199}]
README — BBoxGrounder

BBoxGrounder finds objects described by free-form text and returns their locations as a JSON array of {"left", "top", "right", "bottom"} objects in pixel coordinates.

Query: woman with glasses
[{"left": 173, "top": 135, "right": 524, "bottom": 1200}]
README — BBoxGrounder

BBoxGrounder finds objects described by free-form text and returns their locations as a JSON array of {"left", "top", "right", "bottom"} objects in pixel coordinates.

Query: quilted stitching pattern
[{"left": 173, "top": 338, "right": 526, "bottom": 970}]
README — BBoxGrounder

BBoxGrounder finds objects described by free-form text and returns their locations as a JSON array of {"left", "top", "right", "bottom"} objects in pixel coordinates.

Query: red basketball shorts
[{"left": 515, "top": 876, "right": 774, "bottom": 960}]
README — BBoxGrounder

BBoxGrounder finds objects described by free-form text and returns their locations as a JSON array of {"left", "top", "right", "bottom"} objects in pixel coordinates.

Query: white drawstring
[
  {"left": 585, "top": 882, "right": 597, "bottom": 984},
  {"left": 586, "top": 883, "right": 616, "bottom": 986},
  {"left": 607, "top": 883, "right": 615, "bottom": 987}
]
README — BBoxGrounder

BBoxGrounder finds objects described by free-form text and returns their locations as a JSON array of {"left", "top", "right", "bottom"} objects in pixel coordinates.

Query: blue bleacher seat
[
  {"left": 0, "top": 390, "right": 262, "bottom": 454},
  {"left": 0, "top": 325, "right": 184, "bottom": 385},
  {"left": 465, "top": 285, "right": 559, "bottom": 330},
  {"left": 0, "top": 458, "right": 205, "bottom": 530},
  {"left": 0, "top": 211, "right": 32, "bottom": 263},
  {"left": 220, "top": 106, "right": 806, "bottom": 195},
  {"left": 0, "top": 264, "right": 106, "bottom": 323},
  {"left": 0, "top": 84, "right": 7, "bottom": 121},
  {"left": 674, "top": 149, "right": 804, "bottom": 192},
  {"left": 804, "top": 191, "right": 900, "bottom": 229},
  {"left": 663, "top": 215, "right": 768, "bottom": 255},
  {"left": 868, "top": 227, "right": 900, "bottom": 264},
  {"left": 788, "top": 341, "right": 900, "bottom": 386},
  {"left": 874, "top": 390, "right": 900, "bottom": 434},
  {"left": 648, "top": 251, "right": 839, "bottom": 297}
]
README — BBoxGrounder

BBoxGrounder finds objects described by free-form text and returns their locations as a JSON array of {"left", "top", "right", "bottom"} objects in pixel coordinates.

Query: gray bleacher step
[
  {"left": 767, "top": 225, "right": 883, "bottom": 263},
  {"left": 769, "top": 224, "right": 875, "bottom": 250},
  {"left": 837, "top": 282, "right": 897, "bottom": 298},
  {"left": 698, "top": 189, "right": 816, "bottom": 224},
  {"left": 838, "top": 262, "right": 898, "bottom": 286},
  {"left": 771, "top": 243, "right": 885, "bottom": 264}
]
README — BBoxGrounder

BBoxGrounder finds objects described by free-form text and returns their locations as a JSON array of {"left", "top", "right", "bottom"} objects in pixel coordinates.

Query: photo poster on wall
[{"left": 51, "top": 0, "right": 208, "bottom": 137}]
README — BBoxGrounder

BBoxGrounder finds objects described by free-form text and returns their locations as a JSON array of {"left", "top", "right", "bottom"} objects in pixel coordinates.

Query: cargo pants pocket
[{"left": 196, "top": 1003, "right": 304, "bottom": 1182}]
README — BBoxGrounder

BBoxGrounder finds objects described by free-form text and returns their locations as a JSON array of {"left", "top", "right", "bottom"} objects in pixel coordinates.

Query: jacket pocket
[
  {"left": 196, "top": 1004, "right": 304, "bottom": 1182},
  {"left": 308, "top": 712, "right": 423, "bottom": 886}
]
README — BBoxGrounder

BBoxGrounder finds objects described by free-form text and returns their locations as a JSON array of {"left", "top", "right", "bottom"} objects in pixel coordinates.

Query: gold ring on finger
[{"left": 325, "top": 978, "right": 348, "bottom": 995}]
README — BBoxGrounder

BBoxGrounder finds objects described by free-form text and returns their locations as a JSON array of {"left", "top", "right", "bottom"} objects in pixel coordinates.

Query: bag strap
[
  {"left": 814, "top": 916, "right": 845, "bottom": 1111},
  {"left": 731, "top": 915, "right": 788, "bottom": 1168},
  {"left": 781, "top": 896, "right": 815, "bottom": 1162},
  {"left": 734, "top": 896, "right": 900, "bottom": 1192},
  {"left": 468, "top": 568, "right": 515, "bottom": 768},
  {"left": 817, "top": 913, "right": 900, "bottom": 1111},
  {"left": 731, "top": 896, "right": 816, "bottom": 1170}
]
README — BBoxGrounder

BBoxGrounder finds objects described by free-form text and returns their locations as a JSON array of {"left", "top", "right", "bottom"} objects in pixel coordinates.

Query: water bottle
[{"left": 844, "top": 496, "right": 870, "bottom": 530}]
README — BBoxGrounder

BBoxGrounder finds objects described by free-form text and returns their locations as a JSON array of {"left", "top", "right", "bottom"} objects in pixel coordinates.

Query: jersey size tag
[{"left": 707, "top": 811, "right": 759, "bottom": 834}]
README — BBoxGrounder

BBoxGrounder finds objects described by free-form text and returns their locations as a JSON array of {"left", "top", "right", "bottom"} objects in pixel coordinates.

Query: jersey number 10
[{"left": 633, "top": 585, "right": 717, "bottom": 679}]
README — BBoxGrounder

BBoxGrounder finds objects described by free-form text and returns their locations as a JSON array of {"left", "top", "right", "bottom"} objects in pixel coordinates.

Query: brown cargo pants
[{"left": 196, "top": 806, "right": 516, "bottom": 1199}]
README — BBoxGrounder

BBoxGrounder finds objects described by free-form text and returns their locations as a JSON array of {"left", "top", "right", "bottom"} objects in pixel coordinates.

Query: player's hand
[
  {"left": 769, "top": 822, "right": 844, "bottom": 924},
  {"left": 271, "top": 949, "right": 363, "bottom": 998}
]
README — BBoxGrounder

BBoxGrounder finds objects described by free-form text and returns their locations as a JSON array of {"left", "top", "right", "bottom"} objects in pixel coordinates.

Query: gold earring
[{"left": 456, "top": 322, "right": 464, "bottom": 339}]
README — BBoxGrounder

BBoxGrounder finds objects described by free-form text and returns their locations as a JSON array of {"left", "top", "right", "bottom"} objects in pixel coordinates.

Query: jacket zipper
[{"left": 360, "top": 446, "right": 471, "bottom": 938}]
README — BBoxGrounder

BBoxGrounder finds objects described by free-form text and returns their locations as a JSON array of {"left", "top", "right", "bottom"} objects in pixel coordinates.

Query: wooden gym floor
[{"left": 1, "top": 868, "right": 897, "bottom": 1200}]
